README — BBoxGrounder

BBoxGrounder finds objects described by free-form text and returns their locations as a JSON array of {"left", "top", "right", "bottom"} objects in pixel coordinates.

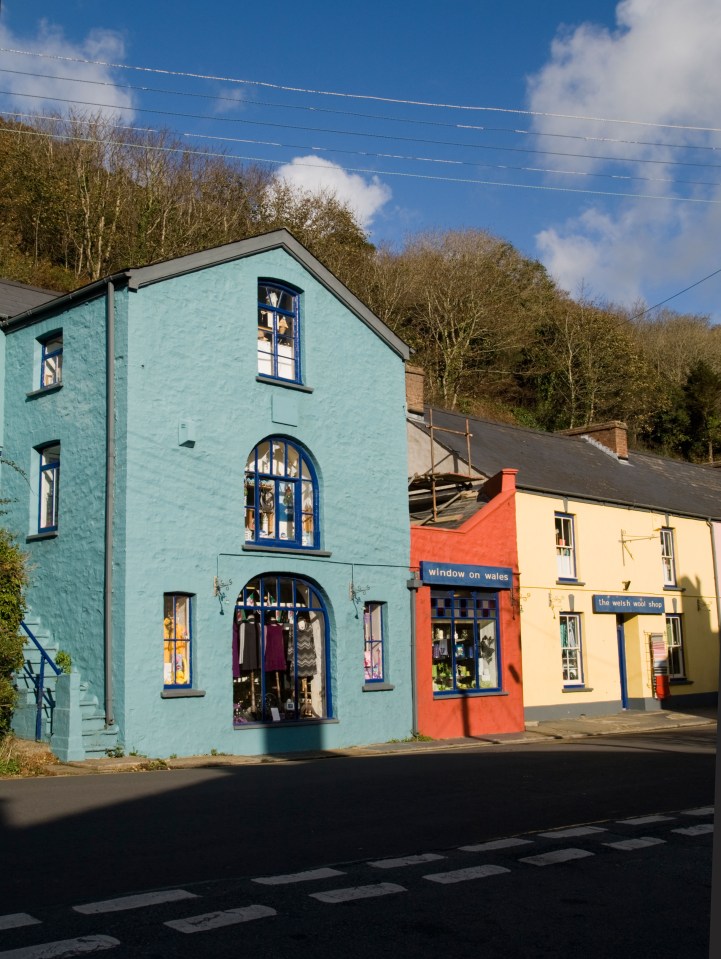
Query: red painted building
[{"left": 411, "top": 468, "right": 524, "bottom": 739}]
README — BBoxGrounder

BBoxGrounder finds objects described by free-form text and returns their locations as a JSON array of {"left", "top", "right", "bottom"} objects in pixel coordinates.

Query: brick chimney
[
  {"left": 405, "top": 365, "right": 425, "bottom": 416},
  {"left": 560, "top": 421, "right": 628, "bottom": 460}
]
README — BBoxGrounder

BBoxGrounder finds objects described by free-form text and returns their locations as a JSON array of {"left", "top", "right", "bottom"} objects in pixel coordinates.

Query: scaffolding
[{"left": 409, "top": 410, "right": 475, "bottom": 522}]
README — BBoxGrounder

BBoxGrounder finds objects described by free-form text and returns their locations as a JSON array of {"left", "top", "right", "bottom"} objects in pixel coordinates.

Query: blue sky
[{"left": 2, "top": 0, "right": 721, "bottom": 320}]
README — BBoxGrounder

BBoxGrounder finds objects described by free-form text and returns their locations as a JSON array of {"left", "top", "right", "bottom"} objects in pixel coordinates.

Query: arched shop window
[
  {"left": 431, "top": 589, "right": 500, "bottom": 695},
  {"left": 233, "top": 575, "right": 330, "bottom": 724},
  {"left": 244, "top": 438, "right": 318, "bottom": 549}
]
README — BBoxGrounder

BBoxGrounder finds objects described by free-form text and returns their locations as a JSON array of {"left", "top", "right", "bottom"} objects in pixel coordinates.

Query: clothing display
[
  {"left": 296, "top": 619, "right": 317, "bottom": 677},
  {"left": 264, "top": 622, "right": 287, "bottom": 671}
]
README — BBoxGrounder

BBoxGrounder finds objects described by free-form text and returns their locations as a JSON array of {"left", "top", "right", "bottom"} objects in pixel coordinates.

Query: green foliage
[
  {"left": 0, "top": 530, "right": 27, "bottom": 739},
  {"left": 55, "top": 650, "right": 72, "bottom": 674}
]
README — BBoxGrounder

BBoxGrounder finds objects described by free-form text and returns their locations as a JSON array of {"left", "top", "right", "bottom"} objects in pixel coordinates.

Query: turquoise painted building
[{"left": 1, "top": 231, "right": 413, "bottom": 759}]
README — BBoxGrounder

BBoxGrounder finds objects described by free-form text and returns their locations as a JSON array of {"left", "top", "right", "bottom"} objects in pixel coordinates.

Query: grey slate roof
[
  {"left": 0, "top": 278, "right": 59, "bottom": 320},
  {"left": 422, "top": 407, "right": 721, "bottom": 521}
]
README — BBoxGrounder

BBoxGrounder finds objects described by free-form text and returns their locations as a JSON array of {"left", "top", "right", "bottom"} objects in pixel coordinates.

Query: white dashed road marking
[
  {"left": 617, "top": 815, "right": 674, "bottom": 826},
  {"left": 682, "top": 806, "right": 714, "bottom": 817},
  {"left": 73, "top": 889, "right": 197, "bottom": 914},
  {"left": 459, "top": 838, "right": 533, "bottom": 852},
  {"left": 309, "top": 883, "right": 406, "bottom": 903},
  {"left": 0, "top": 935, "right": 120, "bottom": 958},
  {"left": 423, "top": 865, "right": 510, "bottom": 884},
  {"left": 672, "top": 824, "right": 714, "bottom": 837},
  {"left": 604, "top": 837, "right": 667, "bottom": 851},
  {"left": 369, "top": 853, "right": 445, "bottom": 868},
  {"left": 0, "top": 916, "right": 40, "bottom": 932},
  {"left": 165, "top": 905, "right": 276, "bottom": 933},
  {"left": 253, "top": 867, "right": 345, "bottom": 886},
  {"left": 538, "top": 826, "right": 606, "bottom": 838},
  {"left": 520, "top": 848, "right": 595, "bottom": 867}
]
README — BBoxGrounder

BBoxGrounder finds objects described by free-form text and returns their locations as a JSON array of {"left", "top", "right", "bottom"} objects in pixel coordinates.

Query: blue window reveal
[
  {"left": 363, "top": 602, "right": 385, "bottom": 682},
  {"left": 40, "top": 332, "right": 63, "bottom": 388},
  {"left": 257, "top": 281, "right": 300, "bottom": 383},
  {"left": 38, "top": 443, "right": 60, "bottom": 532},
  {"left": 431, "top": 589, "right": 500, "bottom": 695},
  {"left": 233, "top": 575, "right": 330, "bottom": 724},
  {"left": 163, "top": 594, "right": 192, "bottom": 688},
  {"left": 244, "top": 438, "right": 318, "bottom": 549}
]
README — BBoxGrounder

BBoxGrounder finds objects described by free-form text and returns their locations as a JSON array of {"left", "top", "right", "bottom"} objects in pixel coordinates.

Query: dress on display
[{"left": 264, "top": 622, "right": 287, "bottom": 671}]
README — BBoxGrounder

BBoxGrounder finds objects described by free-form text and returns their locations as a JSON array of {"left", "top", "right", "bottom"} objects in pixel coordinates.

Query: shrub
[{"left": 0, "top": 529, "right": 28, "bottom": 738}]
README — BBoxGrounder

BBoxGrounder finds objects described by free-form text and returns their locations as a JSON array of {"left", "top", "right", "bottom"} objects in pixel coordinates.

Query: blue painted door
[{"left": 616, "top": 616, "right": 629, "bottom": 709}]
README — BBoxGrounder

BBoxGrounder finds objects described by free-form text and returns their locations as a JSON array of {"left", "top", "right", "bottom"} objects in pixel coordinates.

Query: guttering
[{"left": 104, "top": 280, "right": 116, "bottom": 728}]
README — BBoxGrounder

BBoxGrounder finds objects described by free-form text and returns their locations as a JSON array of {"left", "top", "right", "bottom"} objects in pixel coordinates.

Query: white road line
[
  {"left": 0, "top": 915, "right": 40, "bottom": 932},
  {"left": 604, "top": 837, "right": 667, "bottom": 851},
  {"left": 459, "top": 838, "right": 533, "bottom": 852},
  {"left": 520, "top": 848, "right": 595, "bottom": 867},
  {"left": 617, "top": 815, "right": 674, "bottom": 826},
  {"left": 368, "top": 853, "right": 445, "bottom": 868},
  {"left": 682, "top": 806, "right": 714, "bottom": 817},
  {"left": 538, "top": 826, "right": 606, "bottom": 838},
  {"left": 0, "top": 935, "right": 120, "bottom": 958},
  {"left": 672, "top": 824, "right": 714, "bottom": 836},
  {"left": 253, "top": 867, "right": 345, "bottom": 886},
  {"left": 309, "top": 883, "right": 406, "bottom": 904},
  {"left": 423, "top": 865, "right": 510, "bottom": 885},
  {"left": 73, "top": 889, "right": 197, "bottom": 915},
  {"left": 165, "top": 905, "right": 276, "bottom": 933}
]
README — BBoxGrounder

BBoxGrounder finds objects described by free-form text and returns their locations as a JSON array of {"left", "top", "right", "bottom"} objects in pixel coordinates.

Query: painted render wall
[
  {"left": 118, "top": 249, "right": 412, "bottom": 756},
  {"left": 410, "top": 472, "right": 524, "bottom": 739},
  {"left": 516, "top": 492, "right": 719, "bottom": 719}
]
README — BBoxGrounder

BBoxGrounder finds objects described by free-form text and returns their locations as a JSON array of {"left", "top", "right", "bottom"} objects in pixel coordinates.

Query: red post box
[{"left": 655, "top": 674, "right": 670, "bottom": 699}]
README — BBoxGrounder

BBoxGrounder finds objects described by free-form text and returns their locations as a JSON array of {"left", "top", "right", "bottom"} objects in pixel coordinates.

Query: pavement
[{"left": 37, "top": 702, "right": 716, "bottom": 776}]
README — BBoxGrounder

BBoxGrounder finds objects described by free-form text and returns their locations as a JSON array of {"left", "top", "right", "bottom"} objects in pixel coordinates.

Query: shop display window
[
  {"left": 257, "top": 281, "right": 300, "bottom": 383},
  {"left": 164, "top": 594, "right": 192, "bottom": 688},
  {"left": 233, "top": 575, "right": 330, "bottom": 724},
  {"left": 363, "top": 602, "right": 385, "bottom": 682},
  {"left": 430, "top": 589, "right": 500, "bottom": 695},
  {"left": 244, "top": 437, "right": 318, "bottom": 549}
]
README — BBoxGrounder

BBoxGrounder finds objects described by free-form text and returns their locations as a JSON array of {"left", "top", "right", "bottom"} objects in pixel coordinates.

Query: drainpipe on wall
[
  {"left": 708, "top": 520, "right": 721, "bottom": 649},
  {"left": 407, "top": 575, "right": 422, "bottom": 736},
  {"left": 104, "top": 280, "right": 116, "bottom": 728}
]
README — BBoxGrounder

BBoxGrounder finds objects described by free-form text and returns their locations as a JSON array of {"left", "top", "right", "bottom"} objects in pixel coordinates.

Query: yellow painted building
[{"left": 409, "top": 407, "right": 721, "bottom": 719}]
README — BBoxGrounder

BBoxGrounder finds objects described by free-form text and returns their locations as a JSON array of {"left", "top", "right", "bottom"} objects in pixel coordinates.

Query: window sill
[
  {"left": 242, "top": 543, "right": 331, "bottom": 557},
  {"left": 433, "top": 690, "right": 508, "bottom": 699},
  {"left": 26, "top": 383, "right": 63, "bottom": 399},
  {"left": 663, "top": 586, "right": 686, "bottom": 592},
  {"left": 669, "top": 678, "right": 692, "bottom": 685},
  {"left": 234, "top": 717, "right": 339, "bottom": 729},
  {"left": 256, "top": 375, "right": 314, "bottom": 394},
  {"left": 363, "top": 682, "right": 395, "bottom": 692},
  {"left": 562, "top": 686, "right": 593, "bottom": 693},
  {"left": 161, "top": 688, "right": 206, "bottom": 698},
  {"left": 556, "top": 579, "right": 585, "bottom": 586},
  {"left": 26, "top": 531, "right": 58, "bottom": 542}
]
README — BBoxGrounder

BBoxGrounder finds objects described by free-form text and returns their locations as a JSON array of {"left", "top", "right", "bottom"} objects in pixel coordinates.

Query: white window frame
[
  {"left": 555, "top": 513, "right": 576, "bottom": 580},
  {"left": 665, "top": 614, "right": 685, "bottom": 679},
  {"left": 660, "top": 528, "right": 677, "bottom": 587},
  {"left": 560, "top": 612, "right": 584, "bottom": 686}
]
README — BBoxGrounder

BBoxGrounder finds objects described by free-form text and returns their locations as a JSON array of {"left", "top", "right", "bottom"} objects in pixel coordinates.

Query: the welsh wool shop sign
[
  {"left": 593, "top": 595, "right": 665, "bottom": 614},
  {"left": 419, "top": 562, "right": 513, "bottom": 589}
]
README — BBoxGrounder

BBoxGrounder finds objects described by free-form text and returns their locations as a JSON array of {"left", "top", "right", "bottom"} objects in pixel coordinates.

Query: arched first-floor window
[
  {"left": 232, "top": 574, "right": 330, "bottom": 724},
  {"left": 244, "top": 437, "right": 318, "bottom": 549}
]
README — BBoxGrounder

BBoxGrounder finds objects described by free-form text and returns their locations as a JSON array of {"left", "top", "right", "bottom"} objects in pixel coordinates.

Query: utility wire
[
  {"left": 3, "top": 46, "right": 721, "bottom": 134},
  {"left": 629, "top": 267, "right": 721, "bottom": 320}
]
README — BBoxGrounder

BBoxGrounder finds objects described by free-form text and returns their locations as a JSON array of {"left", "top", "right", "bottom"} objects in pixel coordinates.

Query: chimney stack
[
  {"left": 405, "top": 365, "right": 425, "bottom": 416},
  {"left": 560, "top": 421, "right": 628, "bottom": 459}
]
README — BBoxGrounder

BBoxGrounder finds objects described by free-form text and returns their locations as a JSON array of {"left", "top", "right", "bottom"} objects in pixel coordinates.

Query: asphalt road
[{"left": 0, "top": 726, "right": 715, "bottom": 958}]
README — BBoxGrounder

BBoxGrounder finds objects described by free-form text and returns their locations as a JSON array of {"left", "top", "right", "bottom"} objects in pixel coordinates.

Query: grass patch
[{"left": 0, "top": 735, "right": 59, "bottom": 777}]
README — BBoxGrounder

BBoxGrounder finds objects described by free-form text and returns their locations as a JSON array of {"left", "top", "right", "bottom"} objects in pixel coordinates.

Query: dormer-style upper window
[
  {"left": 257, "top": 282, "right": 300, "bottom": 383},
  {"left": 40, "top": 332, "right": 63, "bottom": 389}
]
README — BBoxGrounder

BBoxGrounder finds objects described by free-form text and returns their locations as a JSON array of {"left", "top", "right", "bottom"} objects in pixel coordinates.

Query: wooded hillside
[{"left": 2, "top": 113, "right": 721, "bottom": 463}]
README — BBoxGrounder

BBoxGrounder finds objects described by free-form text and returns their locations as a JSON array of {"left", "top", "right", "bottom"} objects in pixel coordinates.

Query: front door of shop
[{"left": 616, "top": 615, "right": 629, "bottom": 709}]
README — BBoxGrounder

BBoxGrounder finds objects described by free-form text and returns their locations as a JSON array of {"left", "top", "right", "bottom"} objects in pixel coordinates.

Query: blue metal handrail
[{"left": 20, "top": 621, "right": 62, "bottom": 741}]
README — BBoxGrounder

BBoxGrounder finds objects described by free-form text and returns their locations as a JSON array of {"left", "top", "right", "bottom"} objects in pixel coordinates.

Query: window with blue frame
[
  {"left": 163, "top": 594, "right": 192, "bottom": 688},
  {"left": 431, "top": 589, "right": 500, "bottom": 694},
  {"left": 363, "top": 602, "right": 385, "bottom": 682},
  {"left": 233, "top": 575, "right": 329, "bottom": 724},
  {"left": 40, "top": 332, "right": 63, "bottom": 388},
  {"left": 560, "top": 612, "right": 583, "bottom": 686},
  {"left": 37, "top": 443, "right": 60, "bottom": 532},
  {"left": 244, "top": 438, "right": 318, "bottom": 549},
  {"left": 257, "top": 281, "right": 300, "bottom": 383}
]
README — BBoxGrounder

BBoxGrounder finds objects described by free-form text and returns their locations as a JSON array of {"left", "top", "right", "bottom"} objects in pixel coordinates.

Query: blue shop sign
[
  {"left": 593, "top": 595, "right": 665, "bottom": 614},
  {"left": 420, "top": 561, "right": 513, "bottom": 589}
]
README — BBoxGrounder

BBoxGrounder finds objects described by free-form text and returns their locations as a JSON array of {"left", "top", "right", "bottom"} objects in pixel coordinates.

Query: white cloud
[
  {"left": 273, "top": 155, "right": 392, "bottom": 230},
  {"left": 527, "top": 0, "right": 721, "bottom": 317},
  {"left": 0, "top": 19, "right": 135, "bottom": 122}
]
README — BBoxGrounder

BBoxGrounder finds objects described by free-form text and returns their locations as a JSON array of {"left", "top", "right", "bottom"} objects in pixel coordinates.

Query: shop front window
[
  {"left": 233, "top": 575, "right": 330, "bottom": 724},
  {"left": 431, "top": 589, "right": 500, "bottom": 695},
  {"left": 164, "top": 594, "right": 192, "bottom": 688}
]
